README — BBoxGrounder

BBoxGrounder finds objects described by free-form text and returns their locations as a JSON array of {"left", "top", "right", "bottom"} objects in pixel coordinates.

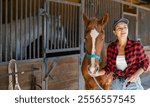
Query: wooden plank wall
[
  {"left": 0, "top": 60, "right": 42, "bottom": 90},
  {"left": 65, "top": 0, "right": 80, "bottom": 3},
  {"left": 48, "top": 57, "right": 79, "bottom": 90},
  {"left": 0, "top": 57, "right": 79, "bottom": 90}
]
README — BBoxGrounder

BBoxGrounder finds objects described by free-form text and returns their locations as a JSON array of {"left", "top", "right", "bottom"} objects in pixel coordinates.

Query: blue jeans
[{"left": 111, "top": 77, "right": 144, "bottom": 90}]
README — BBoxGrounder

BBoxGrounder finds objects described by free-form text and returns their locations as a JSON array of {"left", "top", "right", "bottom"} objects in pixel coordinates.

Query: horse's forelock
[{"left": 87, "top": 19, "right": 99, "bottom": 30}]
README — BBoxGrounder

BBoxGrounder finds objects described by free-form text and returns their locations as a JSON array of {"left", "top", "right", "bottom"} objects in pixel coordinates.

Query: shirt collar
[{"left": 114, "top": 37, "right": 132, "bottom": 48}]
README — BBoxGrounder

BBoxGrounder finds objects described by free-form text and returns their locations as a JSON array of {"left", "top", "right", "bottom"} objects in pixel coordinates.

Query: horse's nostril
[
  {"left": 95, "top": 64, "right": 99, "bottom": 72},
  {"left": 87, "top": 64, "right": 99, "bottom": 74},
  {"left": 87, "top": 65, "right": 92, "bottom": 74}
]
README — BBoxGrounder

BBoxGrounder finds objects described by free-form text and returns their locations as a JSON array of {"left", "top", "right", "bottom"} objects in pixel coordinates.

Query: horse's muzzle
[{"left": 87, "top": 64, "right": 99, "bottom": 74}]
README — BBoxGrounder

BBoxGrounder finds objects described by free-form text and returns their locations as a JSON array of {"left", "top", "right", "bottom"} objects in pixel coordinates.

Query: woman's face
[{"left": 113, "top": 22, "right": 128, "bottom": 40}]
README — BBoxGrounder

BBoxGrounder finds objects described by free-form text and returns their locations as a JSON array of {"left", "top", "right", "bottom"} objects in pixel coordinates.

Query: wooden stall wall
[
  {"left": 48, "top": 57, "right": 79, "bottom": 90},
  {"left": 0, "top": 0, "right": 80, "bottom": 90},
  {"left": 65, "top": 0, "right": 80, "bottom": 2},
  {"left": 0, "top": 57, "right": 79, "bottom": 90},
  {"left": 0, "top": 60, "right": 42, "bottom": 90}
]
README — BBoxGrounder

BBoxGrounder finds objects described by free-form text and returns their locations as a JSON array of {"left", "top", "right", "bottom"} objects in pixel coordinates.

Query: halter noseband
[{"left": 86, "top": 54, "right": 102, "bottom": 62}]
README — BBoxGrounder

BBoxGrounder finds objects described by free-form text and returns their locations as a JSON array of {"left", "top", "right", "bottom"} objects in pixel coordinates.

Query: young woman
[{"left": 89, "top": 18, "right": 149, "bottom": 90}]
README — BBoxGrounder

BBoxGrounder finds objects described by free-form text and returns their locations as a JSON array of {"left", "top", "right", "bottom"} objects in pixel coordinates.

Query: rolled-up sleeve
[
  {"left": 103, "top": 45, "right": 114, "bottom": 74},
  {"left": 138, "top": 42, "right": 149, "bottom": 71}
]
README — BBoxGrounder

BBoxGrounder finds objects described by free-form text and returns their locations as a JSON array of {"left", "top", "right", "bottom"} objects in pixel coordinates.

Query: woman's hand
[
  {"left": 128, "top": 73, "right": 139, "bottom": 83},
  {"left": 128, "top": 68, "right": 144, "bottom": 82},
  {"left": 88, "top": 69, "right": 106, "bottom": 77}
]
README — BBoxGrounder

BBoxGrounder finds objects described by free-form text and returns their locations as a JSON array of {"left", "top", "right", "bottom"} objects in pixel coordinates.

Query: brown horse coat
[{"left": 81, "top": 13, "right": 113, "bottom": 90}]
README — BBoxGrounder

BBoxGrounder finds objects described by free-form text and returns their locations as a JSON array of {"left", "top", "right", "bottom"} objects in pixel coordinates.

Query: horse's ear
[
  {"left": 83, "top": 13, "right": 90, "bottom": 27},
  {"left": 98, "top": 13, "right": 109, "bottom": 27}
]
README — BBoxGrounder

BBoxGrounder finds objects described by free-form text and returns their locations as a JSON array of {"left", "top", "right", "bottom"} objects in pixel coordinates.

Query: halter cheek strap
[{"left": 86, "top": 54, "right": 102, "bottom": 62}]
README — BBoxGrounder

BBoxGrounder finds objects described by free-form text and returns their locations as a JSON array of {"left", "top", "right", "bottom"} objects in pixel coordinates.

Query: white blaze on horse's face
[
  {"left": 90, "top": 29, "right": 99, "bottom": 54},
  {"left": 89, "top": 28, "right": 99, "bottom": 73}
]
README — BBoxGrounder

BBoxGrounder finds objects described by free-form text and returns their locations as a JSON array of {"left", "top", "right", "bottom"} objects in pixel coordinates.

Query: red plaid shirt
[{"left": 104, "top": 38, "right": 149, "bottom": 78}]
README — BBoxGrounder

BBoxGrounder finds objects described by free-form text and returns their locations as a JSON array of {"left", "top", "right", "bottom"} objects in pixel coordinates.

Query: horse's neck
[
  {"left": 99, "top": 43, "right": 107, "bottom": 68},
  {"left": 101, "top": 43, "right": 107, "bottom": 62}
]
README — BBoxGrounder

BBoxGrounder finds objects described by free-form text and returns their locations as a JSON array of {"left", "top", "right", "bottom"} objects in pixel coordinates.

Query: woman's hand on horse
[{"left": 88, "top": 70, "right": 106, "bottom": 77}]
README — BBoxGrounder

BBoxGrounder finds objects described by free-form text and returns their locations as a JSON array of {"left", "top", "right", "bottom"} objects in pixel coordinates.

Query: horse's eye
[
  {"left": 85, "top": 35, "right": 89, "bottom": 40},
  {"left": 85, "top": 32, "right": 91, "bottom": 38}
]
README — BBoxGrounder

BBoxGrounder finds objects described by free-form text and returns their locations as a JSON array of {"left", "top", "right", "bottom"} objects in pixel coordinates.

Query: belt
[
  {"left": 117, "top": 76, "right": 126, "bottom": 81},
  {"left": 113, "top": 74, "right": 127, "bottom": 81}
]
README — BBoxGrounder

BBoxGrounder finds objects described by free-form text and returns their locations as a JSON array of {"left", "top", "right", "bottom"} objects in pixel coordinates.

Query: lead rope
[
  {"left": 8, "top": 60, "right": 13, "bottom": 90},
  {"left": 8, "top": 59, "right": 21, "bottom": 90},
  {"left": 14, "top": 60, "right": 21, "bottom": 90},
  {"left": 86, "top": 54, "right": 103, "bottom": 90},
  {"left": 93, "top": 77, "right": 104, "bottom": 90}
]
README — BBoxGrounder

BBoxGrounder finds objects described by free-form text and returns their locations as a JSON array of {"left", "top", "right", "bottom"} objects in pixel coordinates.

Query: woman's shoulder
[
  {"left": 130, "top": 39, "right": 141, "bottom": 45},
  {"left": 107, "top": 41, "right": 116, "bottom": 48},
  {"left": 128, "top": 39, "right": 142, "bottom": 47}
]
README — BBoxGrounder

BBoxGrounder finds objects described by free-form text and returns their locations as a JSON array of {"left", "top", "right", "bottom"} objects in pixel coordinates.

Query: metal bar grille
[
  {"left": 15, "top": 0, "right": 18, "bottom": 60},
  {"left": 20, "top": 0, "right": 23, "bottom": 60},
  {"left": 84, "top": 0, "right": 122, "bottom": 43},
  {"left": 0, "top": 0, "right": 2, "bottom": 62},
  {"left": 0, "top": 0, "right": 82, "bottom": 63},
  {"left": 0, "top": 0, "right": 43, "bottom": 63},
  {"left": 46, "top": 0, "right": 81, "bottom": 54},
  {"left": 5, "top": 0, "right": 8, "bottom": 61},
  {"left": 25, "top": 0, "right": 28, "bottom": 59}
]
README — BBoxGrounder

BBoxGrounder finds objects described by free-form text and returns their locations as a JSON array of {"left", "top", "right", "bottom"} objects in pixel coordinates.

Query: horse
[
  {"left": 81, "top": 13, "right": 113, "bottom": 90},
  {"left": 1, "top": 15, "right": 66, "bottom": 61}
]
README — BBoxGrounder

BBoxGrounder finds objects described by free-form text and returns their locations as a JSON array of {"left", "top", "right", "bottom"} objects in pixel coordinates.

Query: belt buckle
[{"left": 118, "top": 76, "right": 125, "bottom": 81}]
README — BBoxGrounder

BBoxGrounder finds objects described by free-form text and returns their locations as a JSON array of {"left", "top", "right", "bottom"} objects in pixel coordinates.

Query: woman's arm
[
  {"left": 138, "top": 42, "right": 149, "bottom": 71},
  {"left": 128, "top": 68, "right": 144, "bottom": 82},
  {"left": 128, "top": 42, "right": 149, "bottom": 82}
]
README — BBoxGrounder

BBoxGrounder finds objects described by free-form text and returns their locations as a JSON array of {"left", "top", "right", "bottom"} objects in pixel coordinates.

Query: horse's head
[{"left": 83, "top": 13, "right": 109, "bottom": 74}]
